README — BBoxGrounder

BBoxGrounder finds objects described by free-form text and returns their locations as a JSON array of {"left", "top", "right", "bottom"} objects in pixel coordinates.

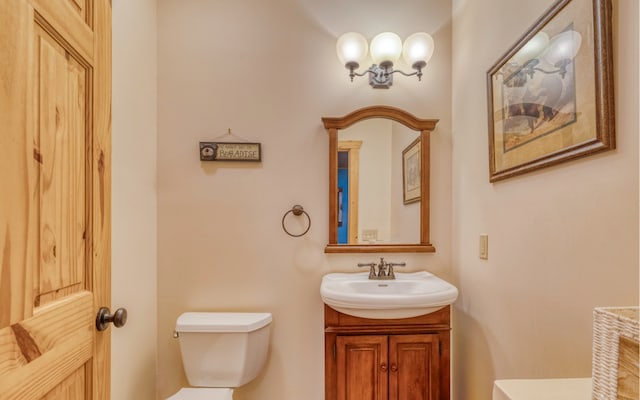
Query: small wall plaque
[{"left": 199, "top": 142, "right": 262, "bottom": 162}]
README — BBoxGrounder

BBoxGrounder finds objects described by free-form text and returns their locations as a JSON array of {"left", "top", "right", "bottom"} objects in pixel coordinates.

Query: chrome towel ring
[{"left": 282, "top": 205, "right": 311, "bottom": 237}]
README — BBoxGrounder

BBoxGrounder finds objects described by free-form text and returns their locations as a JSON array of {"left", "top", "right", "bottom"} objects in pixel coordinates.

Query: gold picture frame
[
  {"left": 402, "top": 137, "right": 421, "bottom": 204},
  {"left": 486, "top": 0, "right": 615, "bottom": 182}
]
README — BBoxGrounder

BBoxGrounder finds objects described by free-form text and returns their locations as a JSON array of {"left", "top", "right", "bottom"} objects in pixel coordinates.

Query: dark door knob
[{"left": 96, "top": 307, "right": 128, "bottom": 331}]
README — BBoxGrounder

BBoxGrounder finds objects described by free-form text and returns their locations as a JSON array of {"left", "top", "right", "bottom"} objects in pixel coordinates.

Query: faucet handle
[
  {"left": 357, "top": 262, "right": 376, "bottom": 267},
  {"left": 386, "top": 262, "right": 406, "bottom": 279},
  {"left": 387, "top": 262, "right": 406, "bottom": 268},
  {"left": 357, "top": 262, "right": 377, "bottom": 279}
]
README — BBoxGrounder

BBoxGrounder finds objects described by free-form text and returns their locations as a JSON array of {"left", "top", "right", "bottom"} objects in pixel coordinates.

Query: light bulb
[
  {"left": 370, "top": 32, "right": 402, "bottom": 66},
  {"left": 402, "top": 32, "right": 435, "bottom": 70},
  {"left": 336, "top": 32, "right": 368, "bottom": 68},
  {"left": 511, "top": 32, "right": 549, "bottom": 65},
  {"left": 543, "top": 30, "right": 582, "bottom": 65}
]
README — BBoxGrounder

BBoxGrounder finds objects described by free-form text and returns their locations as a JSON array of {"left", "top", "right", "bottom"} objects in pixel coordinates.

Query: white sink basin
[{"left": 320, "top": 271, "right": 458, "bottom": 319}]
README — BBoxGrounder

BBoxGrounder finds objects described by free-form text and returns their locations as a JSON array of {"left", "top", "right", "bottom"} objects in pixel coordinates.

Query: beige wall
[
  {"left": 112, "top": 0, "right": 158, "bottom": 399},
  {"left": 451, "top": 1, "right": 639, "bottom": 399},
  {"left": 156, "top": 0, "right": 452, "bottom": 399}
]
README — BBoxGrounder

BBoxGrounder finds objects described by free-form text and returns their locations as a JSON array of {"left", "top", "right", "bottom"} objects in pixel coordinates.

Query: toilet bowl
[{"left": 167, "top": 312, "right": 272, "bottom": 400}]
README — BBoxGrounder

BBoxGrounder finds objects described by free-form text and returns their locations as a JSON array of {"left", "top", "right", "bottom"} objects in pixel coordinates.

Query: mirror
[
  {"left": 337, "top": 120, "right": 420, "bottom": 244},
  {"left": 323, "top": 106, "right": 439, "bottom": 253}
]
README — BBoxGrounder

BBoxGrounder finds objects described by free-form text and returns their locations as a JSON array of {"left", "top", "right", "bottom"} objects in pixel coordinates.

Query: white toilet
[{"left": 167, "top": 312, "right": 272, "bottom": 400}]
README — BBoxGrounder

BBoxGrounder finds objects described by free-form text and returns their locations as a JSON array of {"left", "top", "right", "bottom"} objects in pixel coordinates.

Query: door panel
[
  {"left": 66, "top": 0, "right": 90, "bottom": 24},
  {"left": 0, "top": 293, "right": 93, "bottom": 398},
  {"left": 29, "top": 0, "right": 94, "bottom": 60},
  {"left": 0, "top": 0, "right": 111, "bottom": 398},
  {"left": 41, "top": 367, "right": 86, "bottom": 400},
  {"left": 336, "top": 335, "right": 388, "bottom": 400},
  {"left": 389, "top": 334, "right": 440, "bottom": 400},
  {"left": 35, "top": 20, "right": 88, "bottom": 307}
]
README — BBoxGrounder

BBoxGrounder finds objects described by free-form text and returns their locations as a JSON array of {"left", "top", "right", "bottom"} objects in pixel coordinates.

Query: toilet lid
[
  {"left": 166, "top": 388, "right": 233, "bottom": 400},
  {"left": 176, "top": 312, "right": 272, "bottom": 333}
]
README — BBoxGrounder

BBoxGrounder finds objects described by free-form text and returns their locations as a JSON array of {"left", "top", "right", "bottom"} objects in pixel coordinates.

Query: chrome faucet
[{"left": 358, "top": 258, "right": 406, "bottom": 280}]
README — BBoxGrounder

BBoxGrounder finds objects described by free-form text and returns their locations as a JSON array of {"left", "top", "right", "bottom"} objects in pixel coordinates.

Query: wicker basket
[{"left": 592, "top": 307, "right": 639, "bottom": 400}]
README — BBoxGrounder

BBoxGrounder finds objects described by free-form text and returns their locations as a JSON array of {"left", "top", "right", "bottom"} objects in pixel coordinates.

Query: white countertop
[{"left": 493, "top": 378, "right": 592, "bottom": 400}]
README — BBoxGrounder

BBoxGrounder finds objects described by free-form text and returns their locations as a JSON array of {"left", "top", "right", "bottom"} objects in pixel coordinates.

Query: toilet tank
[{"left": 175, "top": 312, "right": 272, "bottom": 388}]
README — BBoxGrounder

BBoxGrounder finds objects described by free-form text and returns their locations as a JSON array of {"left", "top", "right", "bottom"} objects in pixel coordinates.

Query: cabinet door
[
  {"left": 336, "top": 335, "right": 388, "bottom": 400},
  {"left": 389, "top": 334, "right": 440, "bottom": 400}
]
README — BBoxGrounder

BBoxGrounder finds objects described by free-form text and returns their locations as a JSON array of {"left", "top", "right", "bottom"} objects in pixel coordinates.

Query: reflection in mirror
[
  {"left": 323, "top": 105, "right": 439, "bottom": 253},
  {"left": 337, "top": 119, "right": 420, "bottom": 245}
]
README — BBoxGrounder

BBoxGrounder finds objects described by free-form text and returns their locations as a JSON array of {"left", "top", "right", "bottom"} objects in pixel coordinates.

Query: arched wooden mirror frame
[{"left": 323, "top": 105, "right": 439, "bottom": 253}]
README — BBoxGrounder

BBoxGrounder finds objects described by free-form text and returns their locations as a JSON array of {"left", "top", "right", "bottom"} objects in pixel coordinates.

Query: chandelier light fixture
[{"left": 336, "top": 31, "right": 435, "bottom": 89}]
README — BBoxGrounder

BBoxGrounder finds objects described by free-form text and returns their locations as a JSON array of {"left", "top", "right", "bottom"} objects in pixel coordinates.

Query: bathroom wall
[
  {"left": 451, "top": 1, "right": 639, "bottom": 399},
  {"left": 156, "top": 0, "right": 452, "bottom": 399},
  {"left": 112, "top": 1, "right": 158, "bottom": 399}
]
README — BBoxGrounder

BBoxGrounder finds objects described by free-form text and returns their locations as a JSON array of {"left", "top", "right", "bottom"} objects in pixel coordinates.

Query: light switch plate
[
  {"left": 479, "top": 234, "right": 488, "bottom": 260},
  {"left": 361, "top": 229, "right": 378, "bottom": 241}
]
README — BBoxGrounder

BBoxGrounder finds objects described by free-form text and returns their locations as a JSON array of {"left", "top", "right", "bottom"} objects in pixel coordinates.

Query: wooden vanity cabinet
[{"left": 324, "top": 305, "right": 451, "bottom": 400}]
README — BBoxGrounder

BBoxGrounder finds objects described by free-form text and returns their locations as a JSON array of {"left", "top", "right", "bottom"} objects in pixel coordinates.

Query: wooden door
[
  {"left": 337, "top": 141, "right": 361, "bottom": 245},
  {"left": 336, "top": 335, "right": 388, "bottom": 400},
  {"left": 0, "top": 0, "right": 112, "bottom": 399},
  {"left": 389, "top": 335, "right": 440, "bottom": 400}
]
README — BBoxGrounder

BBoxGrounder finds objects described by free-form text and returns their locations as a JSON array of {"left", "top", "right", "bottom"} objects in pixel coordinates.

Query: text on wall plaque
[{"left": 199, "top": 142, "right": 262, "bottom": 162}]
